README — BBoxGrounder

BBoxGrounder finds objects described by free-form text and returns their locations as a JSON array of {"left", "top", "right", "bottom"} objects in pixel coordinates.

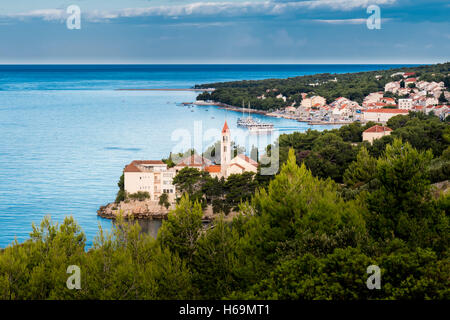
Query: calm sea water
[{"left": 0, "top": 64, "right": 415, "bottom": 248}]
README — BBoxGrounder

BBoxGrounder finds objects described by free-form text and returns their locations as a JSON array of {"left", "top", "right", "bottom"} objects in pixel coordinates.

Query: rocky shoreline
[{"left": 97, "top": 199, "right": 216, "bottom": 221}]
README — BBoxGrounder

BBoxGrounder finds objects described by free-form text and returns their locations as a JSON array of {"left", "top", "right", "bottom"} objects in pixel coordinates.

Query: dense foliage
[
  {"left": 172, "top": 167, "right": 258, "bottom": 214},
  {"left": 1, "top": 116, "right": 449, "bottom": 300},
  {"left": 277, "top": 113, "right": 450, "bottom": 183}
]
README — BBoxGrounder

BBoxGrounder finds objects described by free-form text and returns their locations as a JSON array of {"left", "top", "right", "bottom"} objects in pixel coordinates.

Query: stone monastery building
[{"left": 123, "top": 121, "right": 258, "bottom": 202}]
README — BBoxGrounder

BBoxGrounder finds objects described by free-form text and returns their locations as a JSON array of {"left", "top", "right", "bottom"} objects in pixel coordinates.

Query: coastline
[
  {"left": 97, "top": 199, "right": 219, "bottom": 222},
  {"left": 116, "top": 88, "right": 215, "bottom": 92},
  {"left": 194, "top": 100, "right": 351, "bottom": 125},
  {"left": 114, "top": 88, "right": 355, "bottom": 126}
]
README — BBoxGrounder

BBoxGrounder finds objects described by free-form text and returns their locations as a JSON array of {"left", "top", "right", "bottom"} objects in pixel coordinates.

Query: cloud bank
[{"left": 0, "top": 0, "right": 398, "bottom": 22}]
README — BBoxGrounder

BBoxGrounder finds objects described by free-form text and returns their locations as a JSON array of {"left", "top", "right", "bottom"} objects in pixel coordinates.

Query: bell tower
[{"left": 221, "top": 121, "right": 231, "bottom": 176}]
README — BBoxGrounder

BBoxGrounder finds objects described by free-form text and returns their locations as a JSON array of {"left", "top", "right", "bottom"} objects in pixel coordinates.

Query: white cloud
[
  {"left": 314, "top": 18, "right": 367, "bottom": 24},
  {"left": 313, "top": 17, "right": 393, "bottom": 24},
  {"left": 8, "top": 9, "right": 66, "bottom": 21},
  {"left": 0, "top": 1, "right": 398, "bottom": 22}
]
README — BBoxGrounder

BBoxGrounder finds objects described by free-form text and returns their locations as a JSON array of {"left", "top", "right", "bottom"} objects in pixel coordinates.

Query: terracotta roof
[
  {"left": 124, "top": 163, "right": 142, "bottom": 173},
  {"left": 405, "top": 78, "right": 417, "bottom": 82},
  {"left": 133, "top": 160, "right": 165, "bottom": 165},
  {"left": 205, "top": 165, "right": 221, "bottom": 173},
  {"left": 124, "top": 160, "right": 165, "bottom": 173},
  {"left": 222, "top": 121, "right": 229, "bottom": 133},
  {"left": 237, "top": 154, "right": 258, "bottom": 167},
  {"left": 364, "top": 125, "right": 393, "bottom": 133},
  {"left": 363, "top": 109, "right": 408, "bottom": 114}
]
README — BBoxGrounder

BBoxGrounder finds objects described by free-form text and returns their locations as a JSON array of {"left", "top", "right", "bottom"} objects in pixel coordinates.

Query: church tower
[{"left": 221, "top": 121, "right": 231, "bottom": 177}]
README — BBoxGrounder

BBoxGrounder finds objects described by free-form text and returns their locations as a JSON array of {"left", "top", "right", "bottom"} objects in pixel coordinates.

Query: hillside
[{"left": 195, "top": 62, "right": 450, "bottom": 111}]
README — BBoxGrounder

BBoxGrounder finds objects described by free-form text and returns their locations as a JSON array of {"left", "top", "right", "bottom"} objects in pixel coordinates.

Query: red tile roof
[
  {"left": 364, "top": 125, "right": 393, "bottom": 133},
  {"left": 124, "top": 163, "right": 141, "bottom": 173},
  {"left": 133, "top": 160, "right": 165, "bottom": 165},
  {"left": 205, "top": 165, "right": 221, "bottom": 173},
  {"left": 363, "top": 109, "right": 408, "bottom": 114},
  {"left": 124, "top": 160, "right": 165, "bottom": 172}
]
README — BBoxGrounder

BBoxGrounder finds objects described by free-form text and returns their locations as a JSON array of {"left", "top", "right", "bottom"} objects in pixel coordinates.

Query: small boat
[{"left": 211, "top": 116, "right": 215, "bottom": 119}]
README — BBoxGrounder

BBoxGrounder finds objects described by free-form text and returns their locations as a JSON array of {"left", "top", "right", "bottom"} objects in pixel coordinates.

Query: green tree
[
  {"left": 343, "top": 146, "right": 378, "bottom": 188},
  {"left": 172, "top": 167, "right": 209, "bottom": 204},
  {"left": 224, "top": 172, "right": 258, "bottom": 211},
  {"left": 128, "top": 191, "right": 150, "bottom": 201},
  {"left": 303, "top": 133, "right": 357, "bottom": 182},
  {"left": 158, "top": 193, "right": 170, "bottom": 210},
  {"left": 115, "top": 173, "right": 126, "bottom": 203},
  {"left": 249, "top": 149, "right": 367, "bottom": 264},
  {"left": 192, "top": 216, "right": 241, "bottom": 299},
  {"left": 366, "top": 139, "right": 445, "bottom": 247},
  {"left": 157, "top": 194, "right": 203, "bottom": 262}
]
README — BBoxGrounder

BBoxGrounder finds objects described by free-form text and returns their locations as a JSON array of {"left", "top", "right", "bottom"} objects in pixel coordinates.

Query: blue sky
[{"left": 0, "top": 0, "right": 448, "bottom": 64}]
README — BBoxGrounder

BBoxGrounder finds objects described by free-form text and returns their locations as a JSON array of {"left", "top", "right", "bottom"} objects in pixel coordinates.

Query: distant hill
[{"left": 195, "top": 62, "right": 450, "bottom": 111}]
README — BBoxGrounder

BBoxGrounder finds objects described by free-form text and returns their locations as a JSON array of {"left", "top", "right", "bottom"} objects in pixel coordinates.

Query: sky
[{"left": 0, "top": 0, "right": 448, "bottom": 64}]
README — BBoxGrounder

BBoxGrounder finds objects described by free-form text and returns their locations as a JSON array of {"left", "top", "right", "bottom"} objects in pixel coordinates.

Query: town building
[
  {"left": 363, "top": 92, "right": 384, "bottom": 107},
  {"left": 362, "top": 108, "right": 409, "bottom": 123},
  {"left": 398, "top": 98, "right": 413, "bottom": 110},
  {"left": 123, "top": 121, "right": 258, "bottom": 203},
  {"left": 123, "top": 160, "right": 178, "bottom": 202},
  {"left": 363, "top": 125, "right": 393, "bottom": 144},
  {"left": 301, "top": 95, "right": 326, "bottom": 108},
  {"left": 385, "top": 81, "right": 400, "bottom": 93}
]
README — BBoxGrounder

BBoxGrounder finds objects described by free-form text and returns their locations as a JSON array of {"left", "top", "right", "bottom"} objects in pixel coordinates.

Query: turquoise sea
[{"left": 0, "top": 64, "right": 415, "bottom": 248}]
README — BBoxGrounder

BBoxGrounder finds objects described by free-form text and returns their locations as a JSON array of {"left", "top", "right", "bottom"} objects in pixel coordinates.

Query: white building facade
[{"left": 124, "top": 121, "right": 259, "bottom": 204}]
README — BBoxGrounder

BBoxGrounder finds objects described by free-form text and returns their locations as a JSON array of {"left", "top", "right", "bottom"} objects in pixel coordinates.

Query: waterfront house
[
  {"left": 123, "top": 121, "right": 258, "bottom": 204},
  {"left": 362, "top": 108, "right": 408, "bottom": 123}
]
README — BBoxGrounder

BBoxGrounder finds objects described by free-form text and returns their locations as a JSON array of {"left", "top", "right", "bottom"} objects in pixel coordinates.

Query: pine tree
[{"left": 157, "top": 194, "right": 203, "bottom": 262}]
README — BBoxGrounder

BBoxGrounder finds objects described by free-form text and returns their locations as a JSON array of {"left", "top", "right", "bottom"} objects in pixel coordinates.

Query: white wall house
[
  {"left": 124, "top": 161, "right": 177, "bottom": 202},
  {"left": 398, "top": 98, "right": 413, "bottom": 110},
  {"left": 301, "top": 95, "right": 326, "bottom": 108},
  {"left": 362, "top": 125, "right": 393, "bottom": 144},
  {"left": 363, "top": 109, "right": 409, "bottom": 123}
]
